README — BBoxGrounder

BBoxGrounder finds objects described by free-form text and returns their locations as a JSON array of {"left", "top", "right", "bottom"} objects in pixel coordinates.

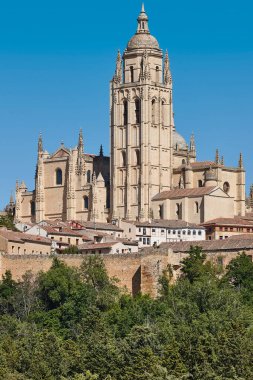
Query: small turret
[
  {"left": 99, "top": 144, "right": 104, "bottom": 157},
  {"left": 163, "top": 50, "right": 172, "bottom": 86},
  {"left": 215, "top": 149, "right": 219, "bottom": 164},
  {"left": 113, "top": 50, "right": 122, "bottom": 84},
  {"left": 190, "top": 133, "right": 196, "bottom": 153},
  {"left": 238, "top": 152, "right": 244, "bottom": 169},
  {"left": 76, "top": 129, "right": 85, "bottom": 176},
  {"left": 38, "top": 133, "right": 43, "bottom": 154}
]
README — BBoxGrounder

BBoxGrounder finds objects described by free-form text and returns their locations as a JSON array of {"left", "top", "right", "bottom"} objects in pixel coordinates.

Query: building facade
[{"left": 15, "top": 5, "right": 246, "bottom": 225}]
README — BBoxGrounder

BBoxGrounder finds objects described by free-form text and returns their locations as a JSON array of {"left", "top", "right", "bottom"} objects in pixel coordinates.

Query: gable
[
  {"left": 51, "top": 147, "right": 70, "bottom": 159},
  {"left": 208, "top": 187, "right": 232, "bottom": 198}
]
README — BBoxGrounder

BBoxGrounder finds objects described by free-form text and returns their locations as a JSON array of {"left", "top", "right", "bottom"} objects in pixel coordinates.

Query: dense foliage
[
  {"left": 0, "top": 248, "right": 253, "bottom": 379},
  {"left": 0, "top": 215, "right": 17, "bottom": 231}
]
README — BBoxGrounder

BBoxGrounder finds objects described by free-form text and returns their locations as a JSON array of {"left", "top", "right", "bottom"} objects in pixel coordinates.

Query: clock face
[{"left": 223, "top": 182, "right": 230, "bottom": 194}]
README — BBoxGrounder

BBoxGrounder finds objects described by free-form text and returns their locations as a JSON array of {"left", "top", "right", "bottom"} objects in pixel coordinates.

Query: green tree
[{"left": 180, "top": 246, "right": 214, "bottom": 283}]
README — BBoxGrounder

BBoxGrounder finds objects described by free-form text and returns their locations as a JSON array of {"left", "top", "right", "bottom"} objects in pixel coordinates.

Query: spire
[
  {"left": 221, "top": 156, "right": 224, "bottom": 165},
  {"left": 137, "top": 3, "right": 149, "bottom": 34},
  {"left": 239, "top": 152, "right": 243, "bottom": 169},
  {"left": 113, "top": 50, "right": 122, "bottom": 84},
  {"left": 9, "top": 193, "right": 14, "bottom": 205},
  {"left": 78, "top": 128, "right": 84, "bottom": 152},
  {"left": 163, "top": 50, "right": 172, "bottom": 86},
  {"left": 190, "top": 133, "right": 196, "bottom": 152},
  {"left": 76, "top": 129, "right": 85, "bottom": 175},
  {"left": 99, "top": 144, "right": 104, "bottom": 157},
  {"left": 215, "top": 149, "right": 219, "bottom": 164},
  {"left": 38, "top": 133, "right": 43, "bottom": 153}
]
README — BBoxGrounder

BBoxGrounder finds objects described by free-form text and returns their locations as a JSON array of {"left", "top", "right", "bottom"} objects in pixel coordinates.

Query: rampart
[{"left": 0, "top": 251, "right": 170, "bottom": 297}]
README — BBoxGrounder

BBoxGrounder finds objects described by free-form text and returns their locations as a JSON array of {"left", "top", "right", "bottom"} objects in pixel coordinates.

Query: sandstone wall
[{"left": 0, "top": 251, "right": 169, "bottom": 297}]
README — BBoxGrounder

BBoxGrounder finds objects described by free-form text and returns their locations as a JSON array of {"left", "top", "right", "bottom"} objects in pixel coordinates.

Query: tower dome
[
  {"left": 126, "top": 4, "right": 160, "bottom": 51},
  {"left": 173, "top": 130, "right": 187, "bottom": 150}
]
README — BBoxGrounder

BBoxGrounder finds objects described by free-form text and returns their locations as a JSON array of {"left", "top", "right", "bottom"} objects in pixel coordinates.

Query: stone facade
[{"left": 15, "top": 5, "right": 246, "bottom": 225}]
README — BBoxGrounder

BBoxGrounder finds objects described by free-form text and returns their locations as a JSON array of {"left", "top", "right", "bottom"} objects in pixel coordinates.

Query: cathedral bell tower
[{"left": 110, "top": 5, "right": 174, "bottom": 221}]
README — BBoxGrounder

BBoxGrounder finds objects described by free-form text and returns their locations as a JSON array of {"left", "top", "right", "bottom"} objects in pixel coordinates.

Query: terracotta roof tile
[
  {"left": 202, "top": 218, "right": 253, "bottom": 227},
  {"left": 160, "top": 239, "right": 253, "bottom": 252},
  {"left": 78, "top": 242, "right": 118, "bottom": 250}
]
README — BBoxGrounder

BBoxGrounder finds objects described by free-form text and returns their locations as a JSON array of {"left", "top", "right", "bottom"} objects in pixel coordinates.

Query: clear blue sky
[{"left": 0, "top": 0, "right": 252, "bottom": 209}]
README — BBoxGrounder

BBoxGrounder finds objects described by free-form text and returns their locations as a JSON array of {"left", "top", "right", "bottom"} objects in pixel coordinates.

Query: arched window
[
  {"left": 176, "top": 203, "right": 182, "bottom": 219},
  {"left": 123, "top": 100, "right": 128, "bottom": 125},
  {"left": 198, "top": 180, "right": 203, "bottom": 187},
  {"left": 156, "top": 66, "right": 159, "bottom": 82},
  {"left": 84, "top": 196, "right": 89, "bottom": 210},
  {"left": 87, "top": 170, "right": 91, "bottom": 183},
  {"left": 195, "top": 202, "right": 199, "bottom": 214},
  {"left": 122, "top": 151, "right": 126, "bottom": 167},
  {"left": 31, "top": 201, "right": 35, "bottom": 216},
  {"left": 130, "top": 66, "right": 134, "bottom": 82},
  {"left": 152, "top": 99, "right": 156, "bottom": 124},
  {"left": 159, "top": 204, "right": 164, "bottom": 220},
  {"left": 135, "top": 149, "right": 140, "bottom": 166},
  {"left": 56, "top": 168, "right": 62, "bottom": 185},
  {"left": 162, "top": 100, "right": 165, "bottom": 125},
  {"left": 135, "top": 99, "right": 141, "bottom": 124},
  {"left": 182, "top": 159, "right": 186, "bottom": 165}
]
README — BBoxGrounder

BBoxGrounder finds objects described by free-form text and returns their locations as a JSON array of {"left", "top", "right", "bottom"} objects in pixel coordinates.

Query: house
[
  {"left": 78, "top": 240, "right": 138, "bottom": 255},
  {"left": 202, "top": 217, "right": 253, "bottom": 240},
  {"left": 151, "top": 186, "right": 234, "bottom": 224},
  {"left": 120, "top": 219, "right": 205, "bottom": 247},
  {"left": 0, "top": 228, "right": 52, "bottom": 255}
]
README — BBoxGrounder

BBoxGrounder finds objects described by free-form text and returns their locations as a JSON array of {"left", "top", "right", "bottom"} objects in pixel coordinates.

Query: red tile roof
[
  {"left": 202, "top": 218, "right": 253, "bottom": 227},
  {"left": 160, "top": 239, "right": 253, "bottom": 252},
  {"left": 0, "top": 230, "right": 52, "bottom": 245},
  {"left": 152, "top": 186, "right": 217, "bottom": 201}
]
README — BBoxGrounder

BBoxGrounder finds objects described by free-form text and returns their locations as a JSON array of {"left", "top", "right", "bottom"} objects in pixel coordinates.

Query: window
[
  {"left": 198, "top": 230, "right": 202, "bottom": 235},
  {"left": 76, "top": 239, "right": 79, "bottom": 245},
  {"left": 152, "top": 99, "right": 156, "bottom": 124},
  {"left": 135, "top": 149, "right": 140, "bottom": 166},
  {"left": 123, "top": 100, "right": 128, "bottom": 125},
  {"left": 147, "top": 238, "right": 150, "bottom": 245},
  {"left": 167, "top": 229, "right": 171, "bottom": 234},
  {"left": 193, "top": 230, "right": 196, "bottom": 235},
  {"left": 135, "top": 99, "right": 141, "bottom": 124},
  {"left": 173, "top": 230, "right": 176, "bottom": 235},
  {"left": 183, "top": 230, "right": 186, "bottom": 235},
  {"left": 152, "top": 228, "right": 156, "bottom": 233},
  {"left": 130, "top": 66, "right": 134, "bottom": 82},
  {"left": 87, "top": 170, "right": 91, "bottom": 183},
  {"left": 178, "top": 230, "right": 181, "bottom": 235},
  {"left": 143, "top": 238, "right": 146, "bottom": 245},
  {"left": 143, "top": 228, "right": 146, "bottom": 235},
  {"left": 156, "top": 66, "right": 159, "bottom": 82},
  {"left": 139, "top": 237, "right": 142, "bottom": 242},
  {"left": 68, "top": 238, "right": 71, "bottom": 244},
  {"left": 129, "top": 228, "right": 131, "bottom": 233},
  {"left": 56, "top": 168, "right": 62, "bottom": 185},
  {"left": 188, "top": 230, "right": 191, "bottom": 235},
  {"left": 24, "top": 249, "right": 26, "bottom": 254},
  {"left": 139, "top": 228, "right": 141, "bottom": 232},
  {"left": 18, "top": 247, "right": 20, "bottom": 254},
  {"left": 195, "top": 202, "right": 199, "bottom": 214},
  {"left": 159, "top": 204, "right": 164, "bottom": 220},
  {"left": 60, "top": 237, "right": 62, "bottom": 242},
  {"left": 12, "top": 246, "right": 14, "bottom": 253},
  {"left": 122, "top": 151, "right": 126, "bottom": 167},
  {"left": 223, "top": 182, "right": 230, "bottom": 194},
  {"left": 84, "top": 196, "right": 89, "bottom": 210},
  {"left": 230, "top": 227, "right": 233, "bottom": 231},
  {"left": 198, "top": 180, "right": 203, "bottom": 187},
  {"left": 31, "top": 201, "right": 35, "bottom": 216},
  {"left": 176, "top": 203, "right": 181, "bottom": 219},
  {"left": 162, "top": 100, "right": 165, "bottom": 125}
]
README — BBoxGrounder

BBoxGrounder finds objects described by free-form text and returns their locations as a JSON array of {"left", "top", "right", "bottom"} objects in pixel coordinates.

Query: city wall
[
  {"left": 0, "top": 248, "right": 246, "bottom": 296},
  {"left": 0, "top": 251, "right": 170, "bottom": 297}
]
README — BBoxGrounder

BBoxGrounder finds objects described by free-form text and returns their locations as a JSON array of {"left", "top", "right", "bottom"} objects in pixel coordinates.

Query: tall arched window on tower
[
  {"left": 152, "top": 99, "right": 156, "bottom": 124},
  {"left": 135, "top": 149, "right": 140, "bottom": 166},
  {"left": 130, "top": 66, "right": 134, "bottom": 82},
  {"left": 156, "top": 66, "right": 159, "bottom": 82},
  {"left": 56, "top": 168, "right": 62, "bottom": 185},
  {"left": 87, "top": 170, "right": 91, "bottom": 184},
  {"left": 162, "top": 100, "right": 165, "bottom": 125},
  {"left": 135, "top": 99, "right": 141, "bottom": 124},
  {"left": 84, "top": 196, "right": 89, "bottom": 210},
  {"left": 121, "top": 151, "right": 126, "bottom": 167},
  {"left": 123, "top": 100, "right": 128, "bottom": 125}
]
